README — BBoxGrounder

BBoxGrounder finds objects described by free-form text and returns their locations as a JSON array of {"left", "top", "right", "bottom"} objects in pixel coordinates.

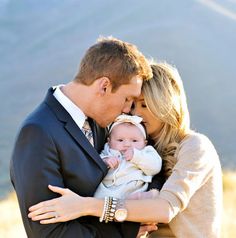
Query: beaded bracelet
[
  {"left": 99, "top": 197, "right": 118, "bottom": 223},
  {"left": 105, "top": 197, "right": 118, "bottom": 223}
]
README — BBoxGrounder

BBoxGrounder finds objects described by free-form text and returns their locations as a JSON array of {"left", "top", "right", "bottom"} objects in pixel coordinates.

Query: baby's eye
[
  {"left": 118, "top": 139, "right": 123, "bottom": 142},
  {"left": 132, "top": 140, "right": 138, "bottom": 142}
]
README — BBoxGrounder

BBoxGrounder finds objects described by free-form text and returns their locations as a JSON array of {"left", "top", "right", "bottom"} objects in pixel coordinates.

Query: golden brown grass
[
  {"left": 0, "top": 192, "right": 26, "bottom": 238},
  {"left": 221, "top": 171, "right": 236, "bottom": 238},
  {"left": 0, "top": 171, "right": 236, "bottom": 238}
]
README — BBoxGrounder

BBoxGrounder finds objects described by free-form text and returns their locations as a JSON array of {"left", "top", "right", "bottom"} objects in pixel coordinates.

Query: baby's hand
[
  {"left": 122, "top": 148, "right": 134, "bottom": 161},
  {"left": 103, "top": 156, "right": 120, "bottom": 169}
]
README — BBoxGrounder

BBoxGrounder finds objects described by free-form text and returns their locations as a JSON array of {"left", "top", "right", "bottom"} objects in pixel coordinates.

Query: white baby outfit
[{"left": 94, "top": 143, "right": 162, "bottom": 199}]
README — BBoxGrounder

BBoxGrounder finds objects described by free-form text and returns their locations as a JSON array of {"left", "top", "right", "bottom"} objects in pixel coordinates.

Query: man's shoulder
[
  {"left": 24, "top": 102, "right": 51, "bottom": 122},
  {"left": 20, "top": 102, "right": 58, "bottom": 135}
]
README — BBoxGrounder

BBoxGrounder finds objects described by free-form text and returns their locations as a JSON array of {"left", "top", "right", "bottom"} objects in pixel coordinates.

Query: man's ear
[{"left": 97, "top": 77, "right": 111, "bottom": 95}]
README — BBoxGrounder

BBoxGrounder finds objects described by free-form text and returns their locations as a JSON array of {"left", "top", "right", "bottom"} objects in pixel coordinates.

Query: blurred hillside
[{"left": 0, "top": 0, "right": 236, "bottom": 198}]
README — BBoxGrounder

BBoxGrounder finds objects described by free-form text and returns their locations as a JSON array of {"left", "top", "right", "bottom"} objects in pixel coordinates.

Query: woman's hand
[{"left": 28, "top": 185, "right": 86, "bottom": 224}]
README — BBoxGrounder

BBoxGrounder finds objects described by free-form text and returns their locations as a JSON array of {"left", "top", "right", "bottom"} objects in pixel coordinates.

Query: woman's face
[{"left": 132, "top": 95, "right": 163, "bottom": 138}]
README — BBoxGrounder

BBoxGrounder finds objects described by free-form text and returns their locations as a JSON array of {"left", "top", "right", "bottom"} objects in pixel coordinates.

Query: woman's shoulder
[
  {"left": 176, "top": 131, "right": 220, "bottom": 171},
  {"left": 179, "top": 131, "right": 218, "bottom": 157},
  {"left": 181, "top": 131, "right": 214, "bottom": 147}
]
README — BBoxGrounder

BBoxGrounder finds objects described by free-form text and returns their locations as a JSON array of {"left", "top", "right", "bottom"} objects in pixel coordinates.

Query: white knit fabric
[{"left": 94, "top": 143, "right": 162, "bottom": 199}]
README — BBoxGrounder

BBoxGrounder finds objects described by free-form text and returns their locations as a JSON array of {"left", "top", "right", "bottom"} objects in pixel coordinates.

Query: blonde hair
[{"left": 142, "top": 62, "right": 190, "bottom": 177}]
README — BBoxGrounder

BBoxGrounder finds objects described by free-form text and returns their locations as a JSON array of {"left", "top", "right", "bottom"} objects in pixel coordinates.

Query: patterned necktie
[{"left": 82, "top": 119, "right": 94, "bottom": 146}]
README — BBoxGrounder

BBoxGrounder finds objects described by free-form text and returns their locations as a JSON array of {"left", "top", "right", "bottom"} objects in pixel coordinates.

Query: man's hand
[{"left": 136, "top": 223, "right": 158, "bottom": 238}]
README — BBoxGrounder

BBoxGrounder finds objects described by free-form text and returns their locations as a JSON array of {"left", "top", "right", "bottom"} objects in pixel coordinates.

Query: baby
[{"left": 94, "top": 114, "right": 162, "bottom": 199}]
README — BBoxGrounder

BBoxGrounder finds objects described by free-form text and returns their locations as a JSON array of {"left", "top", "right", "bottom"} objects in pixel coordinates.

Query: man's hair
[{"left": 74, "top": 36, "right": 152, "bottom": 91}]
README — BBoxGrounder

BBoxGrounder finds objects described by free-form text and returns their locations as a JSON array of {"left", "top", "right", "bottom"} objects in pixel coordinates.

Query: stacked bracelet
[
  {"left": 99, "top": 197, "right": 109, "bottom": 222},
  {"left": 99, "top": 197, "right": 118, "bottom": 223}
]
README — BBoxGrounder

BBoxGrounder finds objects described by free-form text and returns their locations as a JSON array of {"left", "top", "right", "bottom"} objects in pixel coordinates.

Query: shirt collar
[{"left": 53, "top": 84, "right": 86, "bottom": 129}]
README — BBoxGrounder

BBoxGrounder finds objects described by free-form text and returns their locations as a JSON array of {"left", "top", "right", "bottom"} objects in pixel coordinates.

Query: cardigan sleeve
[
  {"left": 158, "top": 133, "right": 218, "bottom": 220},
  {"left": 130, "top": 145, "right": 162, "bottom": 176}
]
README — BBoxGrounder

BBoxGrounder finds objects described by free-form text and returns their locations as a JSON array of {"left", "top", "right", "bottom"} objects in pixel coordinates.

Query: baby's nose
[{"left": 124, "top": 141, "right": 131, "bottom": 147}]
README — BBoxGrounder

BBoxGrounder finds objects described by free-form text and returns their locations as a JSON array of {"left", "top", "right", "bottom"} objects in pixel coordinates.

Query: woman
[{"left": 28, "top": 62, "right": 222, "bottom": 238}]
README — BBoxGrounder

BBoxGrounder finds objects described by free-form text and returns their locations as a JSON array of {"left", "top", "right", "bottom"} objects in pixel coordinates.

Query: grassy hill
[{"left": 0, "top": 171, "right": 236, "bottom": 238}]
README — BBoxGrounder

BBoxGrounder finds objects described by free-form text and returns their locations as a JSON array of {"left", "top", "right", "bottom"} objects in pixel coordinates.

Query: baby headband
[{"left": 109, "top": 114, "right": 146, "bottom": 138}]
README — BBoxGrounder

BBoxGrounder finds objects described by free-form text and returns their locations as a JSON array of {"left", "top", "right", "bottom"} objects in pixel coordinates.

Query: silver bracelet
[{"left": 99, "top": 196, "right": 109, "bottom": 222}]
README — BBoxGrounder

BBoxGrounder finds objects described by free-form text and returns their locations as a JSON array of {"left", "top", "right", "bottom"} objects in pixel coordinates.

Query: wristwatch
[{"left": 114, "top": 199, "right": 128, "bottom": 222}]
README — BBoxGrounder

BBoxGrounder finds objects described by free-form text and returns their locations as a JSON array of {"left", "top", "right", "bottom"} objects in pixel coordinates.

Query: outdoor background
[{"left": 0, "top": 0, "right": 235, "bottom": 237}]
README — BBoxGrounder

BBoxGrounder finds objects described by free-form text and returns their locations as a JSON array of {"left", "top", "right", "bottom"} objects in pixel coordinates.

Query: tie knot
[
  {"left": 82, "top": 119, "right": 94, "bottom": 146},
  {"left": 82, "top": 119, "right": 91, "bottom": 131}
]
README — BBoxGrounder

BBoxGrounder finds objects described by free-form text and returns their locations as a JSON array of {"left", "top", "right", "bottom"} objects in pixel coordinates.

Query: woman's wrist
[{"left": 83, "top": 197, "right": 104, "bottom": 217}]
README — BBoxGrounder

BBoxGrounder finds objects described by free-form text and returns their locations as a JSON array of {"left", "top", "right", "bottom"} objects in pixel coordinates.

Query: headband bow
[{"left": 109, "top": 114, "right": 146, "bottom": 138}]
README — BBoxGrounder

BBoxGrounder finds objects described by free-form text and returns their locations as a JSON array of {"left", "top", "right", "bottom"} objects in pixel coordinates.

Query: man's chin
[
  {"left": 97, "top": 116, "right": 118, "bottom": 128},
  {"left": 97, "top": 121, "right": 109, "bottom": 128}
]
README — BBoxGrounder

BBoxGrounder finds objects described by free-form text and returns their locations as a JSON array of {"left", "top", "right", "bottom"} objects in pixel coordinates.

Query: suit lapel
[
  {"left": 64, "top": 120, "right": 107, "bottom": 172},
  {"left": 44, "top": 88, "right": 108, "bottom": 175}
]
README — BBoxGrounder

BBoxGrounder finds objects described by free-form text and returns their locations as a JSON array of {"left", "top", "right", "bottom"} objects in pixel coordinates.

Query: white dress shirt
[{"left": 53, "top": 85, "right": 86, "bottom": 129}]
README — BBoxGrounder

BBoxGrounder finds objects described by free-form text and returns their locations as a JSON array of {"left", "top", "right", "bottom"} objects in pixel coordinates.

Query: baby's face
[{"left": 108, "top": 123, "right": 146, "bottom": 153}]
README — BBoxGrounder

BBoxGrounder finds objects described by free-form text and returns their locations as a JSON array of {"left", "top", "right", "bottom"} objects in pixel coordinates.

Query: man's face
[{"left": 95, "top": 76, "right": 143, "bottom": 128}]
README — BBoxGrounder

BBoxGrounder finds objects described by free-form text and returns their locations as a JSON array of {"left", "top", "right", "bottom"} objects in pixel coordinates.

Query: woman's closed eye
[{"left": 141, "top": 103, "right": 147, "bottom": 108}]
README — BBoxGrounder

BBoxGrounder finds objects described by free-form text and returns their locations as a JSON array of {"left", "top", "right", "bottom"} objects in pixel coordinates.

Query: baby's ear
[{"left": 145, "top": 139, "right": 148, "bottom": 145}]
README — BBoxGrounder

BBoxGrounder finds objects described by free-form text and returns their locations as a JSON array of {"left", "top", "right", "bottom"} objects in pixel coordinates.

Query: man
[{"left": 10, "top": 36, "right": 152, "bottom": 237}]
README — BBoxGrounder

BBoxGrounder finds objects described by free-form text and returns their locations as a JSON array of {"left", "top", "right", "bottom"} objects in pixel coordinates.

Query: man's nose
[
  {"left": 130, "top": 105, "right": 136, "bottom": 115},
  {"left": 122, "top": 101, "right": 133, "bottom": 114},
  {"left": 131, "top": 104, "right": 139, "bottom": 116}
]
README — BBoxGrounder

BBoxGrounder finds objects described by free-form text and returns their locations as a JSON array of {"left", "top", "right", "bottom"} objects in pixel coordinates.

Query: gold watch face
[{"left": 115, "top": 208, "right": 127, "bottom": 222}]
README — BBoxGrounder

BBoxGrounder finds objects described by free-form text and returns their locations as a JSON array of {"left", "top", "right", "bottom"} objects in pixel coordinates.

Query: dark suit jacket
[{"left": 10, "top": 88, "right": 139, "bottom": 238}]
